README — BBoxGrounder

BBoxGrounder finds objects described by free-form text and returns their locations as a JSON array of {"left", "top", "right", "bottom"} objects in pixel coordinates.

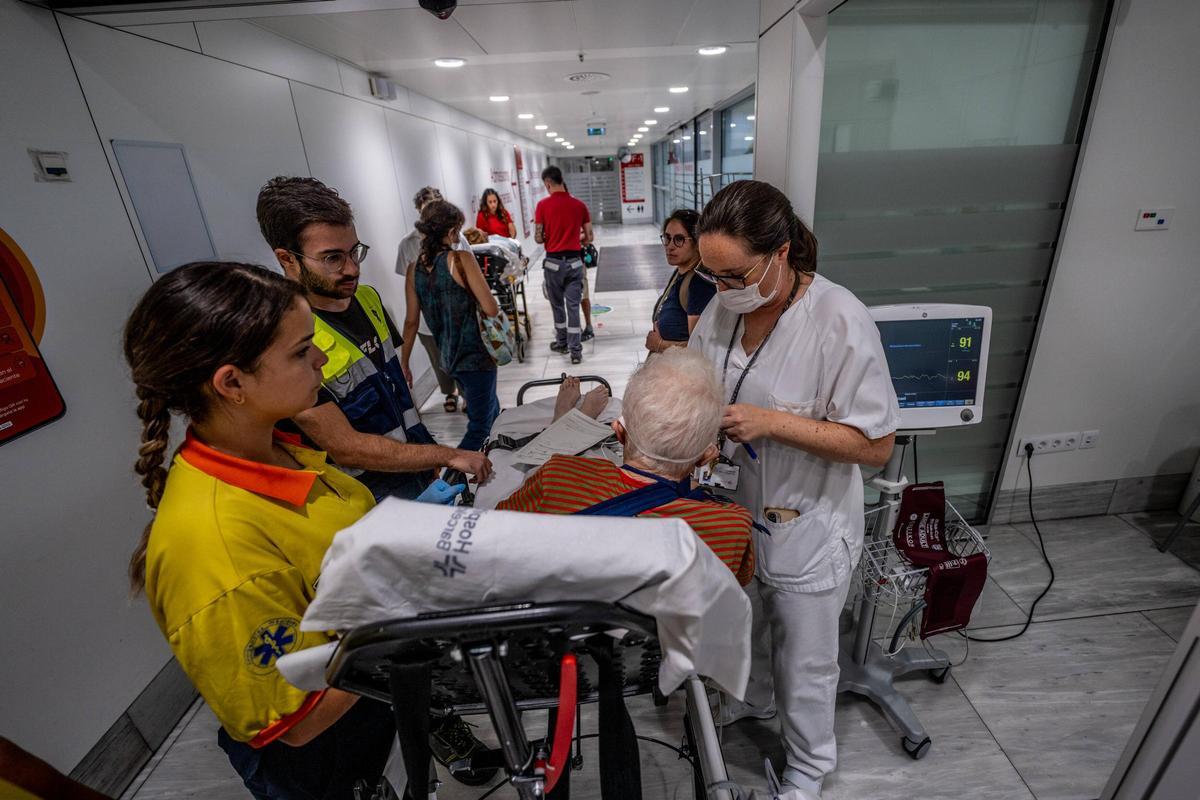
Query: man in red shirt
[{"left": 535, "top": 165, "right": 593, "bottom": 364}]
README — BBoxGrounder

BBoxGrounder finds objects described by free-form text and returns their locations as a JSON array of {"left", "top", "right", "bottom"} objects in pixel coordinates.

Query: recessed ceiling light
[
  {"left": 730, "top": 123, "right": 737, "bottom": 128},
  {"left": 517, "top": 113, "right": 534, "bottom": 119},
  {"left": 698, "top": 130, "right": 707, "bottom": 135},
  {"left": 628, "top": 141, "right": 637, "bottom": 146},
  {"left": 744, "top": 136, "right": 754, "bottom": 141},
  {"left": 489, "top": 95, "right": 510, "bottom": 102},
  {"left": 546, "top": 131, "right": 558, "bottom": 137},
  {"left": 747, "top": 114, "right": 756, "bottom": 121},
  {"left": 535, "top": 124, "right": 548, "bottom": 130},
  {"left": 682, "top": 135, "right": 691, "bottom": 140},
  {"left": 698, "top": 46, "right": 727, "bottom": 56},
  {"left": 637, "top": 126, "right": 649, "bottom": 132},
  {"left": 632, "top": 133, "right": 643, "bottom": 138},
  {"left": 566, "top": 145, "right": 575, "bottom": 149},
  {"left": 644, "top": 119, "right": 657, "bottom": 125},
  {"left": 654, "top": 106, "right": 669, "bottom": 113},
  {"left": 555, "top": 137, "right": 564, "bottom": 142},
  {"left": 672, "top": 139, "right": 681, "bottom": 144},
  {"left": 669, "top": 86, "right": 689, "bottom": 94},
  {"left": 434, "top": 58, "right": 465, "bottom": 68}
]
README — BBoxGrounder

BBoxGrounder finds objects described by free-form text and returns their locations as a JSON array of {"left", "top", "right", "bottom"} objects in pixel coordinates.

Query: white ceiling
[{"left": 85, "top": 0, "right": 760, "bottom": 153}]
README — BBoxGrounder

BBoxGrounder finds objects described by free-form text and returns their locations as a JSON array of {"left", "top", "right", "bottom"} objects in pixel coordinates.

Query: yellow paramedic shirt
[{"left": 144, "top": 429, "right": 374, "bottom": 745}]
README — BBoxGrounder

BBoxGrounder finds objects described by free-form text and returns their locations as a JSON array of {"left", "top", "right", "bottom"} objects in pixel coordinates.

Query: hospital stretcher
[
  {"left": 278, "top": 497, "right": 754, "bottom": 800},
  {"left": 473, "top": 241, "right": 531, "bottom": 362},
  {"left": 325, "top": 601, "right": 735, "bottom": 799}
]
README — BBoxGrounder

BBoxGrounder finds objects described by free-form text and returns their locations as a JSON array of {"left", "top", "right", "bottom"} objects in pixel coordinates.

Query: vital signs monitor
[{"left": 869, "top": 304, "right": 992, "bottom": 430}]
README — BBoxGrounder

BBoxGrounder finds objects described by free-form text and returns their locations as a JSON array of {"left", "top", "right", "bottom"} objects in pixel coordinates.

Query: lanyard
[
  {"left": 651, "top": 271, "right": 682, "bottom": 323},
  {"left": 720, "top": 270, "right": 802, "bottom": 407}
]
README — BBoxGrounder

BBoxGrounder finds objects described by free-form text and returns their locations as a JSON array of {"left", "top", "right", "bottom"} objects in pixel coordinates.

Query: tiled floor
[{"left": 123, "top": 224, "right": 1200, "bottom": 800}]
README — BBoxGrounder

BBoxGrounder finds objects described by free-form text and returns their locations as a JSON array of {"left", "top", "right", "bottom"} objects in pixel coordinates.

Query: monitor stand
[{"left": 837, "top": 430, "right": 949, "bottom": 760}]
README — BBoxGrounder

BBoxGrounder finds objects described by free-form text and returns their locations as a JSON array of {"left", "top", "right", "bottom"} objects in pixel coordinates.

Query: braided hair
[{"left": 122, "top": 261, "right": 305, "bottom": 593}]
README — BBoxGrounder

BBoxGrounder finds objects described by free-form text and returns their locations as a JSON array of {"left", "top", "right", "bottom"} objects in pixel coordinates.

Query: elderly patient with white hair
[{"left": 498, "top": 348, "right": 755, "bottom": 585}]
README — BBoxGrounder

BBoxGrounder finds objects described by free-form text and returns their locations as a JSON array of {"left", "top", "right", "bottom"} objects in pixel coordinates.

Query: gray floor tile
[
  {"left": 1108, "top": 473, "right": 1190, "bottom": 515},
  {"left": 1141, "top": 604, "right": 1198, "bottom": 642},
  {"left": 986, "top": 517, "right": 1200, "bottom": 622},
  {"left": 953, "top": 612, "right": 1177, "bottom": 800},
  {"left": 1119, "top": 511, "right": 1200, "bottom": 571},
  {"left": 129, "top": 705, "right": 246, "bottom": 799}
]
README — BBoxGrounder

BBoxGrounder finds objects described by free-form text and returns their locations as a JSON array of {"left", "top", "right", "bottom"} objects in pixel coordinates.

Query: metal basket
[{"left": 860, "top": 500, "right": 989, "bottom": 604}]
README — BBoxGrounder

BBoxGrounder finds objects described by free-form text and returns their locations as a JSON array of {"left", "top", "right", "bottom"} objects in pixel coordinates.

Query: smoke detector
[{"left": 565, "top": 72, "right": 611, "bottom": 84}]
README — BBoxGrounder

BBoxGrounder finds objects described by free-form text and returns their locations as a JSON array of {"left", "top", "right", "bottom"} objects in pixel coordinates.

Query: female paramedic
[
  {"left": 689, "top": 180, "right": 900, "bottom": 797},
  {"left": 123, "top": 262, "right": 396, "bottom": 799}
]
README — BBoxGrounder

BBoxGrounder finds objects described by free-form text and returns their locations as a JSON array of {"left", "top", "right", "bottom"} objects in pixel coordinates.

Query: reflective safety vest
[{"left": 312, "top": 285, "right": 435, "bottom": 477}]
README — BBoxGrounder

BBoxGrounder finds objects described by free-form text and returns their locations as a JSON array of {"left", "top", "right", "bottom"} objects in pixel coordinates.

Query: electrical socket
[
  {"left": 1079, "top": 429, "right": 1100, "bottom": 449},
  {"left": 1019, "top": 431, "right": 1081, "bottom": 455}
]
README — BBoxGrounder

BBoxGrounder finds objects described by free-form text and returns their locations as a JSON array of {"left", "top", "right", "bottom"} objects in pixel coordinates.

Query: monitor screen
[{"left": 876, "top": 317, "right": 985, "bottom": 409}]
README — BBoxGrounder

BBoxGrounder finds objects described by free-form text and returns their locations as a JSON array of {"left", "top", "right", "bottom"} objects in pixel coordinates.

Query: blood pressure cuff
[
  {"left": 892, "top": 482, "right": 951, "bottom": 567},
  {"left": 892, "top": 482, "right": 987, "bottom": 638}
]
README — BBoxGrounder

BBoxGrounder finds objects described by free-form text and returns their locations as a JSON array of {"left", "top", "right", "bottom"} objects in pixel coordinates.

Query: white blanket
[
  {"left": 471, "top": 394, "right": 622, "bottom": 509},
  {"left": 287, "top": 499, "right": 750, "bottom": 700}
]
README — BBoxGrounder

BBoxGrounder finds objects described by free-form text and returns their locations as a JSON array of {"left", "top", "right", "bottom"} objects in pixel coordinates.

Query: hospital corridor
[{"left": 2, "top": 1, "right": 1199, "bottom": 800}]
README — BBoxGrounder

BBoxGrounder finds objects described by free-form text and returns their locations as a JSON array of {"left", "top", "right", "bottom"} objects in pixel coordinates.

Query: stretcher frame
[{"left": 324, "top": 601, "right": 737, "bottom": 799}]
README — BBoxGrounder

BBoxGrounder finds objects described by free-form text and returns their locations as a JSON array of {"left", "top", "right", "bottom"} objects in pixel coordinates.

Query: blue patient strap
[{"left": 573, "top": 465, "right": 708, "bottom": 517}]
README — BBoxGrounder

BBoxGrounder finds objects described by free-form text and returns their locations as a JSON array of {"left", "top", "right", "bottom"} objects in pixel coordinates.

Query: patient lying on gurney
[{"left": 498, "top": 348, "right": 755, "bottom": 585}]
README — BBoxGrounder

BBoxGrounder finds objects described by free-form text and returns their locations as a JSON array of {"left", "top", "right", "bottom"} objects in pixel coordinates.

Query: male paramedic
[
  {"left": 257, "top": 176, "right": 492, "bottom": 500},
  {"left": 535, "top": 165, "right": 593, "bottom": 364}
]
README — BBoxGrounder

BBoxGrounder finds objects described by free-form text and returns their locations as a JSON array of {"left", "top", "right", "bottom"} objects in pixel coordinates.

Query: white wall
[
  {"left": 999, "top": 0, "right": 1200, "bottom": 491},
  {"left": 0, "top": 2, "right": 167, "bottom": 770},
  {"left": 0, "top": 6, "right": 547, "bottom": 771}
]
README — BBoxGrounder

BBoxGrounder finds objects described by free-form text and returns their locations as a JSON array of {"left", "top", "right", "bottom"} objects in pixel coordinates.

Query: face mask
[
  {"left": 617, "top": 416, "right": 707, "bottom": 466},
  {"left": 715, "top": 255, "right": 779, "bottom": 314}
]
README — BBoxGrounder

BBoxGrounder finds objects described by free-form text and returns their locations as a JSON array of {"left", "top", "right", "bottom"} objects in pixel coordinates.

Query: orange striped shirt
[{"left": 497, "top": 455, "right": 755, "bottom": 586}]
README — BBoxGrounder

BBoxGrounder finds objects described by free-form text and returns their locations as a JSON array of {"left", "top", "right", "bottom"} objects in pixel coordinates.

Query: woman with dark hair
[
  {"left": 123, "top": 262, "right": 396, "bottom": 798},
  {"left": 646, "top": 208, "right": 716, "bottom": 353},
  {"left": 688, "top": 180, "right": 900, "bottom": 797},
  {"left": 475, "top": 188, "right": 517, "bottom": 238},
  {"left": 402, "top": 200, "right": 502, "bottom": 452}
]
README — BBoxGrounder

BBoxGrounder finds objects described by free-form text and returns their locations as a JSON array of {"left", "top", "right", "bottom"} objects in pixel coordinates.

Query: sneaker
[
  {"left": 581, "top": 327, "right": 595, "bottom": 341},
  {"left": 712, "top": 696, "right": 776, "bottom": 726},
  {"left": 570, "top": 353, "right": 582, "bottom": 365},
  {"left": 549, "top": 341, "right": 568, "bottom": 354},
  {"left": 429, "top": 715, "right": 498, "bottom": 786}
]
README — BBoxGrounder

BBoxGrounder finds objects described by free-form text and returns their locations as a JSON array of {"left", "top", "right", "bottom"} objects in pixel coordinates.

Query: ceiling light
[
  {"left": 654, "top": 106, "right": 669, "bottom": 113},
  {"left": 566, "top": 145, "right": 575, "bottom": 150},
  {"left": 434, "top": 58, "right": 465, "bottom": 68},
  {"left": 644, "top": 119, "right": 657, "bottom": 125},
  {"left": 637, "top": 126, "right": 649, "bottom": 132},
  {"left": 517, "top": 113, "right": 534, "bottom": 119},
  {"left": 682, "top": 135, "right": 691, "bottom": 140},
  {"left": 747, "top": 115, "right": 756, "bottom": 121},
  {"left": 535, "top": 124, "right": 548, "bottom": 130},
  {"left": 669, "top": 86, "right": 688, "bottom": 93},
  {"left": 698, "top": 130, "right": 707, "bottom": 135},
  {"left": 628, "top": 141, "right": 637, "bottom": 146},
  {"left": 489, "top": 95, "right": 510, "bottom": 102},
  {"left": 745, "top": 136, "right": 754, "bottom": 141},
  {"left": 730, "top": 123, "right": 737, "bottom": 128},
  {"left": 555, "top": 137, "right": 565, "bottom": 142},
  {"left": 698, "top": 45, "right": 727, "bottom": 56},
  {"left": 673, "top": 139, "right": 681, "bottom": 144},
  {"left": 632, "top": 133, "right": 643, "bottom": 138},
  {"left": 546, "top": 131, "right": 558, "bottom": 137}
]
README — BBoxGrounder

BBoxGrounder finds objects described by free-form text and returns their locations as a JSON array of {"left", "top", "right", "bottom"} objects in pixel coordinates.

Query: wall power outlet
[{"left": 1019, "top": 432, "right": 1081, "bottom": 455}]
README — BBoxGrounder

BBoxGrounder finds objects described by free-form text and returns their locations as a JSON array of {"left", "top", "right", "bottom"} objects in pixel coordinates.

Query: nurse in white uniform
[{"left": 688, "top": 180, "right": 900, "bottom": 796}]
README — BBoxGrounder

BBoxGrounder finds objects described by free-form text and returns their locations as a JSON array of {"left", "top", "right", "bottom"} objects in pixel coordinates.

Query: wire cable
[{"left": 963, "top": 444, "right": 1056, "bottom": 643}]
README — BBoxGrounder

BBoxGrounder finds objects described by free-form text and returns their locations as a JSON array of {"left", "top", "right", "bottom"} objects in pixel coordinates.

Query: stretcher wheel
[
  {"left": 902, "top": 735, "right": 931, "bottom": 760},
  {"left": 930, "top": 666, "right": 951, "bottom": 684}
]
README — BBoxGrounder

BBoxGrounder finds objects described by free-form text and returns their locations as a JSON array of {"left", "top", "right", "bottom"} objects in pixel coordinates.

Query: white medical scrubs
[{"left": 690, "top": 272, "right": 899, "bottom": 791}]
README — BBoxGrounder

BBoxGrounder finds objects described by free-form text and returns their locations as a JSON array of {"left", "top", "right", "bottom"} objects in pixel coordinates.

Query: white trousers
[{"left": 742, "top": 575, "right": 852, "bottom": 793}]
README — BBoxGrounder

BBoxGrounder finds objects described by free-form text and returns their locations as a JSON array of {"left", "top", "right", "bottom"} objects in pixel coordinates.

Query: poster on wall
[
  {"left": 513, "top": 146, "right": 532, "bottom": 239},
  {"left": 620, "top": 152, "right": 646, "bottom": 203},
  {"left": 0, "top": 227, "right": 66, "bottom": 446}
]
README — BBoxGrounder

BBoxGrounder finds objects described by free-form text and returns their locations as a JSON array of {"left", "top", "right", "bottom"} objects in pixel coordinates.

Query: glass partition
[{"left": 814, "top": 0, "right": 1109, "bottom": 520}]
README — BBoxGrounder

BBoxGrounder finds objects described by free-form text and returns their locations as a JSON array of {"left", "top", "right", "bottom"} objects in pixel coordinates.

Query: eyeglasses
[
  {"left": 290, "top": 242, "right": 370, "bottom": 272},
  {"left": 660, "top": 233, "right": 693, "bottom": 248},
  {"left": 694, "top": 252, "right": 771, "bottom": 289}
]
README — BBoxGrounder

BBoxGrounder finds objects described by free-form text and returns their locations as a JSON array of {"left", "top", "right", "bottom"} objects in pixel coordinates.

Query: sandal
[{"left": 442, "top": 395, "right": 458, "bottom": 412}]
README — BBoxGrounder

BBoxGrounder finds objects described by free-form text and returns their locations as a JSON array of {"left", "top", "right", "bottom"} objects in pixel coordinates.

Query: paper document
[{"left": 512, "top": 408, "right": 615, "bottom": 466}]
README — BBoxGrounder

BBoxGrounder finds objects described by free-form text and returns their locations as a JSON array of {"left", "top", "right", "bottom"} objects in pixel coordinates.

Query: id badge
[{"left": 697, "top": 460, "right": 740, "bottom": 491}]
